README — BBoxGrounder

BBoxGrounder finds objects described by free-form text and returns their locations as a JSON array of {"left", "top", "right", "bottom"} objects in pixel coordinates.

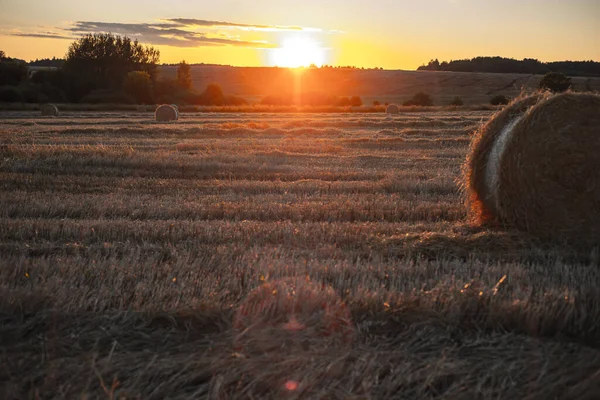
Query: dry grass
[{"left": 0, "top": 110, "right": 599, "bottom": 399}]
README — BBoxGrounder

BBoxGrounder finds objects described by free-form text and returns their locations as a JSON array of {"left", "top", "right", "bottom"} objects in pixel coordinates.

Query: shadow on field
[
  {"left": 383, "top": 226, "right": 600, "bottom": 265},
  {"left": 2, "top": 299, "right": 600, "bottom": 399}
]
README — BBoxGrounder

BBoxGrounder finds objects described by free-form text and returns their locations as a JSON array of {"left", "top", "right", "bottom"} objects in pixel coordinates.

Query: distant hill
[
  {"left": 417, "top": 57, "right": 600, "bottom": 77},
  {"left": 158, "top": 65, "right": 600, "bottom": 105}
]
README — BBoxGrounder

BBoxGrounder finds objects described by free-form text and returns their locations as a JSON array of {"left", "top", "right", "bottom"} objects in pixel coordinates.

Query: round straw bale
[
  {"left": 170, "top": 104, "right": 180, "bottom": 120},
  {"left": 386, "top": 104, "right": 399, "bottom": 115},
  {"left": 41, "top": 103, "right": 59, "bottom": 117},
  {"left": 464, "top": 92, "right": 600, "bottom": 243},
  {"left": 154, "top": 104, "right": 178, "bottom": 122}
]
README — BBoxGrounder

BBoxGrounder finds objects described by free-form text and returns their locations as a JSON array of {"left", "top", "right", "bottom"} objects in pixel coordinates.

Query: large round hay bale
[
  {"left": 41, "top": 103, "right": 59, "bottom": 117},
  {"left": 386, "top": 104, "right": 399, "bottom": 115},
  {"left": 464, "top": 92, "right": 600, "bottom": 243},
  {"left": 154, "top": 104, "right": 178, "bottom": 122}
]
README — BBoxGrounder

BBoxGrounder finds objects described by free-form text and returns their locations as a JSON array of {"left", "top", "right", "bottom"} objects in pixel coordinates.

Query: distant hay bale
[
  {"left": 154, "top": 104, "right": 178, "bottom": 122},
  {"left": 41, "top": 103, "right": 59, "bottom": 117},
  {"left": 464, "top": 92, "right": 600, "bottom": 243},
  {"left": 386, "top": 104, "right": 399, "bottom": 115},
  {"left": 136, "top": 105, "right": 146, "bottom": 112},
  {"left": 170, "top": 104, "right": 180, "bottom": 120}
]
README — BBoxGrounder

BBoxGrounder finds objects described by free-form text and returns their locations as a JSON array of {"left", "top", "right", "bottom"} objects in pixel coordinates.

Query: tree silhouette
[
  {"left": 539, "top": 72, "right": 572, "bottom": 93},
  {"left": 64, "top": 33, "right": 160, "bottom": 100},
  {"left": 177, "top": 60, "right": 192, "bottom": 90}
]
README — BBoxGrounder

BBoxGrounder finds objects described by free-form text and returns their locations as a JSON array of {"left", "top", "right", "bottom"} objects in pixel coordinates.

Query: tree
[
  {"left": 349, "top": 96, "right": 363, "bottom": 107},
  {"left": 539, "top": 72, "right": 571, "bottom": 93},
  {"left": 200, "top": 84, "right": 224, "bottom": 105},
  {"left": 176, "top": 60, "right": 192, "bottom": 90},
  {"left": 63, "top": 33, "right": 160, "bottom": 100},
  {"left": 0, "top": 50, "right": 5, "bottom": 59},
  {"left": 0, "top": 60, "right": 28, "bottom": 86},
  {"left": 124, "top": 71, "right": 154, "bottom": 104}
]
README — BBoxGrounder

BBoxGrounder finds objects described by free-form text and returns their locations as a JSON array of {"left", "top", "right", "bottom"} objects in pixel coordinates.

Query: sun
[{"left": 270, "top": 36, "right": 326, "bottom": 68}]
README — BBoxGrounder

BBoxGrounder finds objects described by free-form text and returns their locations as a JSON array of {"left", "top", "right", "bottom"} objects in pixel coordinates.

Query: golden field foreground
[{"left": 0, "top": 110, "right": 599, "bottom": 399}]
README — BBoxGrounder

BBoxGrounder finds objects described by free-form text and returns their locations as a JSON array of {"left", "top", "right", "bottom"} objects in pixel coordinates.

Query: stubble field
[{"left": 1, "top": 110, "right": 599, "bottom": 399}]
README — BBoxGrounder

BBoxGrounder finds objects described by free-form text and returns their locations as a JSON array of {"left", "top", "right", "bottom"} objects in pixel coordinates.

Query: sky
[{"left": 0, "top": 0, "right": 598, "bottom": 69}]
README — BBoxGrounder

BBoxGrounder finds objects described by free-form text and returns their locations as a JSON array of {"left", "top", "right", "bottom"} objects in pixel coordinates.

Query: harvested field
[{"left": 1, "top": 110, "right": 599, "bottom": 399}]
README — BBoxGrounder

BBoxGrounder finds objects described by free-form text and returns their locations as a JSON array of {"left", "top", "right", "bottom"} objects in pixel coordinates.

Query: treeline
[
  {"left": 0, "top": 34, "right": 245, "bottom": 105},
  {"left": 418, "top": 56, "right": 600, "bottom": 77}
]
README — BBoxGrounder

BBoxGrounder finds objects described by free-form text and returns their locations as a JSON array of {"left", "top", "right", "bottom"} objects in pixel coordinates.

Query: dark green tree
[
  {"left": 63, "top": 33, "right": 160, "bottom": 100},
  {"left": 176, "top": 60, "right": 193, "bottom": 90},
  {"left": 539, "top": 72, "right": 572, "bottom": 93}
]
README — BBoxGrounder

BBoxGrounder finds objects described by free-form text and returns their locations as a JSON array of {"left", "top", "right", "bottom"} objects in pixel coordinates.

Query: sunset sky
[{"left": 1, "top": 0, "right": 598, "bottom": 69}]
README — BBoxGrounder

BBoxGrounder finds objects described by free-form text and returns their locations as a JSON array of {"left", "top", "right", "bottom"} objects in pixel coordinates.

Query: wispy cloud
[
  {"left": 3, "top": 18, "right": 333, "bottom": 49},
  {"left": 10, "top": 32, "right": 74, "bottom": 40},
  {"left": 62, "top": 21, "right": 275, "bottom": 48},
  {"left": 165, "top": 18, "right": 311, "bottom": 32}
]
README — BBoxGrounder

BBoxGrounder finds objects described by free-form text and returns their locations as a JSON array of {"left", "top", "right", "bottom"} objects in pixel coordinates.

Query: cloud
[
  {"left": 2, "top": 18, "right": 337, "bottom": 48},
  {"left": 166, "top": 18, "right": 311, "bottom": 32},
  {"left": 64, "top": 21, "right": 274, "bottom": 48},
  {"left": 10, "top": 32, "right": 74, "bottom": 40}
]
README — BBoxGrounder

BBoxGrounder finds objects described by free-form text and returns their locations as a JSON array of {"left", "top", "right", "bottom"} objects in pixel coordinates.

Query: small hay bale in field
[
  {"left": 385, "top": 104, "right": 399, "bottom": 115},
  {"left": 136, "top": 105, "right": 146, "bottom": 112},
  {"left": 464, "top": 92, "right": 600, "bottom": 243},
  {"left": 154, "top": 104, "right": 178, "bottom": 122},
  {"left": 41, "top": 103, "right": 59, "bottom": 117},
  {"left": 171, "top": 104, "right": 180, "bottom": 120}
]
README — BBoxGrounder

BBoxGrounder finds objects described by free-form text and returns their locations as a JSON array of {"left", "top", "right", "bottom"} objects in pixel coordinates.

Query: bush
[
  {"left": 203, "top": 84, "right": 224, "bottom": 105},
  {"left": 490, "top": 95, "right": 510, "bottom": 106},
  {"left": 0, "top": 86, "right": 24, "bottom": 102},
  {"left": 372, "top": 100, "right": 381, "bottom": 106},
  {"left": 539, "top": 72, "right": 571, "bottom": 93},
  {"left": 403, "top": 92, "right": 433, "bottom": 106},
  {"left": 449, "top": 96, "right": 464, "bottom": 106}
]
